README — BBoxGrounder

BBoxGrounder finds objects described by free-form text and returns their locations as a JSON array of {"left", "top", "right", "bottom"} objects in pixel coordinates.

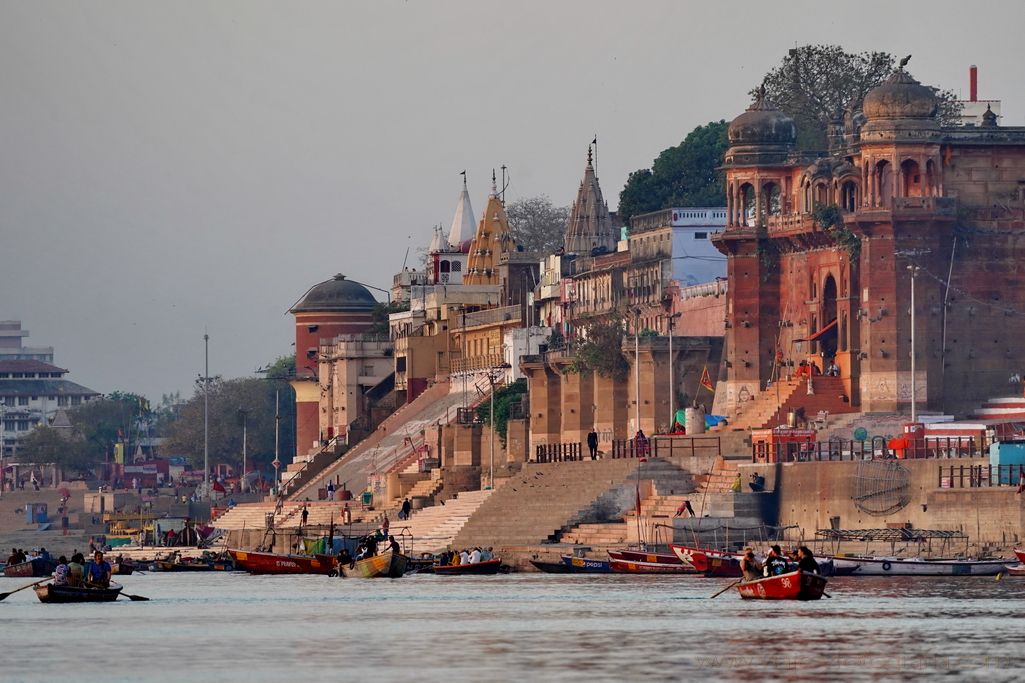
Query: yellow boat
[{"left": 339, "top": 549, "right": 408, "bottom": 578}]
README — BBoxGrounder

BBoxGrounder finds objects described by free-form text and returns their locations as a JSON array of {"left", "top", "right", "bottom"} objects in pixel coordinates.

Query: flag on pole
[{"left": 700, "top": 366, "right": 715, "bottom": 392}]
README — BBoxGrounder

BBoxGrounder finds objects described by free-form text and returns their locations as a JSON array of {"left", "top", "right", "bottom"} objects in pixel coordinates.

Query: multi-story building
[
  {"left": 0, "top": 322, "right": 99, "bottom": 457},
  {"left": 714, "top": 64, "right": 1025, "bottom": 417}
]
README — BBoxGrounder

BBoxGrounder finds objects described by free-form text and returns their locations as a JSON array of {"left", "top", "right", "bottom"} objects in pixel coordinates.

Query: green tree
[
  {"left": 67, "top": 392, "right": 153, "bottom": 462},
  {"left": 618, "top": 121, "right": 729, "bottom": 225},
  {"left": 567, "top": 316, "right": 630, "bottom": 380},
  {"left": 475, "top": 378, "right": 528, "bottom": 445},
  {"left": 16, "top": 426, "right": 93, "bottom": 474},
  {"left": 758, "top": 45, "right": 962, "bottom": 150},
  {"left": 365, "top": 301, "right": 409, "bottom": 338},
  {"left": 506, "top": 195, "right": 570, "bottom": 260}
]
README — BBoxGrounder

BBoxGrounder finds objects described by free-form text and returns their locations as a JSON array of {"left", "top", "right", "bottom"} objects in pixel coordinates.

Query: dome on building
[
  {"left": 728, "top": 87, "right": 797, "bottom": 146},
  {"left": 862, "top": 69, "right": 937, "bottom": 121},
  {"left": 290, "top": 274, "right": 378, "bottom": 313}
]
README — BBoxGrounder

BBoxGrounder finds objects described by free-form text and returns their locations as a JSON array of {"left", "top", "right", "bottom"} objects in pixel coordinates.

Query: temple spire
[
  {"left": 446, "top": 176, "right": 475, "bottom": 248},
  {"left": 563, "top": 144, "right": 614, "bottom": 255}
]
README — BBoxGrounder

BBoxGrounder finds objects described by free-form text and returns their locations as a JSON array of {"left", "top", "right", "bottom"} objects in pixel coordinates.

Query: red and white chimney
[{"left": 969, "top": 65, "right": 978, "bottom": 102}]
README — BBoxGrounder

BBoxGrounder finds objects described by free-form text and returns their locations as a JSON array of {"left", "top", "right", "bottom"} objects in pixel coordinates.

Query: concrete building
[
  {"left": 0, "top": 321, "right": 53, "bottom": 362},
  {"left": 956, "top": 65, "right": 1002, "bottom": 127},
  {"left": 316, "top": 335, "right": 394, "bottom": 444},
  {"left": 288, "top": 274, "right": 379, "bottom": 459},
  {"left": 0, "top": 352, "right": 100, "bottom": 458}
]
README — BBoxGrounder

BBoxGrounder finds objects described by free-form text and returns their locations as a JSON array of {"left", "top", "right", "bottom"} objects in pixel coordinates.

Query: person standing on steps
[
  {"left": 300, "top": 504, "right": 309, "bottom": 530},
  {"left": 587, "top": 428, "right": 599, "bottom": 460},
  {"left": 400, "top": 498, "right": 412, "bottom": 521}
]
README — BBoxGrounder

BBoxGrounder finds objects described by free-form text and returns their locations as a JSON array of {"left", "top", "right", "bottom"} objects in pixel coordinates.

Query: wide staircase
[
  {"left": 452, "top": 458, "right": 694, "bottom": 550},
  {"left": 392, "top": 489, "right": 493, "bottom": 555},
  {"left": 212, "top": 501, "right": 304, "bottom": 531},
  {"left": 286, "top": 379, "right": 462, "bottom": 502},
  {"left": 729, "top": 376, "right": 856, "bottom": 431}
]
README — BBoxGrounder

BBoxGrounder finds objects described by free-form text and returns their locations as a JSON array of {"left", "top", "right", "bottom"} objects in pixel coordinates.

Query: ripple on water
[{"left": 2, "top": 573, "right": 1024, "bottom": 682}]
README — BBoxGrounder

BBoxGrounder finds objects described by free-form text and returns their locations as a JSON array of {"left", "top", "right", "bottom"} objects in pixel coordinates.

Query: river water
[{"left": 2, "top": 572, "right": 1023, "bottom": 682}]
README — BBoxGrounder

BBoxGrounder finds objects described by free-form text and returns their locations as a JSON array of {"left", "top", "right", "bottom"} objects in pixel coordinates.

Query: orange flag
[{"left": 700, "top": 366, "right": 714, "bottom": 392}]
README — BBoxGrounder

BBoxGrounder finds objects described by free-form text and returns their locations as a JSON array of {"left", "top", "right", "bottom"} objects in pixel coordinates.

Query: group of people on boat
[
  {"left": 6, "top": 547, "right": 51, "bottom": 566},
  {"left": 740, "top": 545, "right": 820, "bottom": 582},
  {"left": 51, "top": 551, "right": 112, "bottom": 588},
  {"left": 338, "top": 533, "right": 403, "bottom": 566},
  {"left": 437, "top": 547, "right": 494, "bottom": 567}
]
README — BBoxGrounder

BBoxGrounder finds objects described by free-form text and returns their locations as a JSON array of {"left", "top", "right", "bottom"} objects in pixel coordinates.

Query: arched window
[
  {"left": 440, "top": 260, "right": 451, "bottom": 273},
  {"left": 877, "top": 160, "right": 893, "bottom": 206},
  {"left": 814, "top": 182, "right": 829, "bottom": 208},
  {"left": 764, "top": 182, "right": 781, "bottom": 216},
  {"left": 741, "top": 184, "right": 756, "bottom": 227},
  {"left": 841, "top": 181, "right": 858, "bottom": 212},
  {"left": 901, "top": 159, "right": 922, "bottom": 197}
]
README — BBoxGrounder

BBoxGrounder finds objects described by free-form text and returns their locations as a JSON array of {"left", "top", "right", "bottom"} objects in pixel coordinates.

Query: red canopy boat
[
  {"left": 1014, "top": 548, "right": 1025, "bottom": 564},
  {"left": 736, "top": 570, "right": 827, "bottom": 601},
  {"left": 228, "top": 549, "right": 336, "bottom": 575}
]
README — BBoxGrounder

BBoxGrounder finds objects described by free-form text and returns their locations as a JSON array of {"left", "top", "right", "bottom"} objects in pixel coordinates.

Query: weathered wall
[{"left": 756, "top": 458, "right": 1025, "bottom": 546}]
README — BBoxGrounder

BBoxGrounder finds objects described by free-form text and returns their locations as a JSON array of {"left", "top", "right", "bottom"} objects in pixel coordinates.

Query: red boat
[
  {"left": 1005, "top": 564, "right": 1025, "bottom": 576},
  {"left": 228, "top": 549, "right": 337, "bottom": 575},
  {"left": 669, "top": 544, "right": 742, "bottom": 577},
  {"left": 608, "top": 550, "right": 699, "bottom": 574},
  {"left": 736, "top": 570, "right": 827, "bottom": 601},
  {"left": 1014, "top": 548, "right": 1025, "bottom": 564}
]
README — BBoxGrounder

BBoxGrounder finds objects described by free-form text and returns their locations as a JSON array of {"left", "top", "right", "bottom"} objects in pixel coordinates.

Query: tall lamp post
[
  {"left": 908, "top": 265, "right": 920, "bottom": 423},
  {"left": 203, "top": 333, "right": 210, "bottom": 500},
  {"left": 0, "top": 397, "right": 5, "bottom": 499},
  {"left": 662, "top": 311, "right": 682, "bottom": 429},
  {"left": 486, "top": 362, "right": 513, "bottom": 490},
  {"left": 238, "top": 407, "right": 248, "bottom": 493},
  {"left": 272, "top": 390, "right": 281, "bottom": 494},
  {"left": 632, "top": 307, "right": 642, "bottom": 432}
]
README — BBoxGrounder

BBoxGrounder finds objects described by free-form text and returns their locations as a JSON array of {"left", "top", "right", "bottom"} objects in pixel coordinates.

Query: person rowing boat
[
  {"left": 739, "top": 548, "right": 762, "bottom": 582},
  {"left": 87, "top": 551, "right": 112, "bottom": 588}
]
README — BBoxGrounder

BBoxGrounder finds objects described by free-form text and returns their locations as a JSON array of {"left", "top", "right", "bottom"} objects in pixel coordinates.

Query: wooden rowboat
[
  {"left": 823, "top": 555, "right": 1011, "bottom": 576},
  {"left": 340, "top": 550, "right": 408, "bottom": 578},
  {"left": 737, "top": 570, "right": 827, "bottom": 601},
  {"left": 433, "top": 559, "right": 503, "bottom": 575},
  {"left": 34, "top": 582, "right": 123, "bottom": 603},
  {"left": 560, "top": 554, "right": 611, "bottom": 573},
  {"left": 669, "top": 544, "right": 742, "bottom": 577},
  {"left": 608, "top": 549, "right": 699, "bottom": 574},
  {"left": 4, "top": 558, "right": 57, "bottom": 578},
  {"left": 530, "top": 559, "right": 571, "bottom": 573},
  {"left": 228, "top": 549, "right": 336, "bottom": 575},
  {"left": 1014, "top": 548, "right": 1025, "bottom": 564}
]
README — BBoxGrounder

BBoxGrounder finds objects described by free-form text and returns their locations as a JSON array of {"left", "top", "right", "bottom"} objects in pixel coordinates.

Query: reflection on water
[{"left": 2, "top": 573, "right": 1024, "bottom": 682}]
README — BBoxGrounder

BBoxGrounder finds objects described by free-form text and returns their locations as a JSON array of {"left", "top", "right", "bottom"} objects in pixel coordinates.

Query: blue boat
[{"left": 559, "top": 554, "right": 611, "bottom": 573}]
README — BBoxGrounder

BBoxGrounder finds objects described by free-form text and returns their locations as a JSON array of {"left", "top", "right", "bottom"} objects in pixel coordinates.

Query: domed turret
[
  {"left": 862, "top": 69, "right": 938, "bottom": 121},
  {"left": 728, "top": 86, "right": 797, "bottom": 146},
  {"left": 724, "top": 86, "right": 795, "bottom": 167},
  {"left": 290, "top": 274, "right": 377, "bottom": 313}
]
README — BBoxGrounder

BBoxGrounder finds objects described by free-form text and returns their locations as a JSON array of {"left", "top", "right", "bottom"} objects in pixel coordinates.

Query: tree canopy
[
  {"left": 567, "top": 316, "right": 630, "bottom": 381},
  {"left": 758, "top": 45, "right": 962, "bottom": 149},
  {"left": 617, "top": 121, "right": 729, "bottom": 225},
  {"left": 506, "top": 195, "right": 570, "bottom": 260}
]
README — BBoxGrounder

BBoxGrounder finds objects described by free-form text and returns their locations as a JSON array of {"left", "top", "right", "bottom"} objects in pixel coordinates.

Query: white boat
[{"left": 826, "top": 555, "right": 1012, "bottom": 576}]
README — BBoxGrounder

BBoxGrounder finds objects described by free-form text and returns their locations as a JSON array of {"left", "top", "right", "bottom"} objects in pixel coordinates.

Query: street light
[
  {"left": 486, "top": 362, "right": 513, "bottom": 490},
  {"left": 238, "top": 406, "right": 249, "bottom": 493},
  {"left": 203, "top": 333, "right": 210, "bottom": 501},
  {"left": 632, "top": 307, "right": 642, "bottom": 432},
  {"left": 661, "top": 311, "right": 682, "bottom": 429},
  {"left": 908, "top": 265, "right": 920, "bottom": 422},
  {"left": 0, "top": 398, "right": 5, "bottom": 499}
]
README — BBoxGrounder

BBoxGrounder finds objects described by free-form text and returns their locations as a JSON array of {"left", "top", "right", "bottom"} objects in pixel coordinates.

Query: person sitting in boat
[
  {"left": 763, "top": 545, "right": 788, "bottom": 577},
  {"left": 481, "top": 547, "right": 493, "bottom": 562},
  {"left": 389, "top": 535, "right": 401, "bottom": 555},
  {"left": 52, "top": 556, "right": 70, "bottom": 586},
  {"left": 338, "top": 548, "right": 353, "bottom": 566},
  {"left": 87, "top": 551, "right": 112, "bottom": 588},
  {"left": 468, "top": 547, "right": 482, "bottom": 564},
  {"left": 795, "top": 546, "right": 820, "bottom": 575},
  {"left": 739, "top": 548, "right": 762, "bottom": 582},
  {"left": 67, "top": 553, "right": 86, "bottom": 587},
  {"left": 459, "top": 549, "right": 470, "bottom": 565}
]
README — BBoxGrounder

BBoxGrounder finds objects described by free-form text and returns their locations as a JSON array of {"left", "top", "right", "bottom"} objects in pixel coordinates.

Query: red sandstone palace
[{"left": 715, "top": 68, "right": 1025, "bottom": 417}]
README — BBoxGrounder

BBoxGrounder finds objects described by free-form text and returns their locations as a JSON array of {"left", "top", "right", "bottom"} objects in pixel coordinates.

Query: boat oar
[
  {"left": 0, "top": 578, "right": 50, "bottom": 601},
  {"left": 117, "top": 590, "right": 150, "bottom": 601},
  {"left": 709, "top": 579, "right": 742, "bottom": 599}
]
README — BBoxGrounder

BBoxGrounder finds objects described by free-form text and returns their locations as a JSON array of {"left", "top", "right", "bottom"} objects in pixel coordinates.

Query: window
[
  {"left": 18, "top": 397, "right": 28, "bottom": 406},
  {"left": 71, "top": 396, "right": 81, "bottom": 406},
  {"left": 58, "top": 396, "right": 69, "bottom": 406},
  {"left": 451, "top": 261, "right": 461, "bottom": 272},
  {"left": 694, "top": 232, "right": 707, "bottom": 240},
  {"left": 17, "top": 420, "right": 29, "bottom": 431}
]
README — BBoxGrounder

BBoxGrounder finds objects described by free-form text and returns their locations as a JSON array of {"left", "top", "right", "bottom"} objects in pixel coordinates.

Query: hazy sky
[{"left": 2, "top": 1, "right": 1022, "bottom": 402}]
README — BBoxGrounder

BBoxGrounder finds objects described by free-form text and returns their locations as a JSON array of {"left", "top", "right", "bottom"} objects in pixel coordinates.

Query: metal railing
[
  {"left": 752, "top": 437, "right": 983, "bottom": 463},
  {"left": 939, "top": 464, "right": 1025, "bottom": 488},
  {"left": 534, "top": 435, "right": 721, "bottom": 463}
]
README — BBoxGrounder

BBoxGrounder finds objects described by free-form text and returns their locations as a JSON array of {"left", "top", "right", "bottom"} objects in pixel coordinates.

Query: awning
[{"left": 794, "top": 318, "right": 837, "bottom": 343}]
